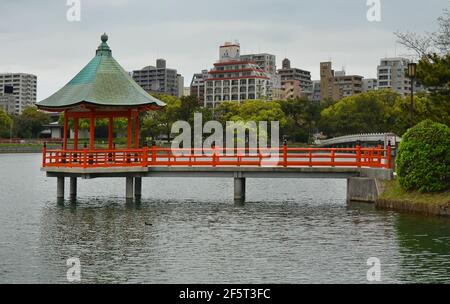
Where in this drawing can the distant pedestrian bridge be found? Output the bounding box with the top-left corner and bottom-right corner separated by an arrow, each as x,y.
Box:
316,133 -> 401,148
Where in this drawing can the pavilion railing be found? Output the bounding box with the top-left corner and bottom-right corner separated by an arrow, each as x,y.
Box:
42,145 -> 392,169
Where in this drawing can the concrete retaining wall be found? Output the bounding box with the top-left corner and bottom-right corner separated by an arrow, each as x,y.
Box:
347,177 -> 379,203
376,199 -> 450,216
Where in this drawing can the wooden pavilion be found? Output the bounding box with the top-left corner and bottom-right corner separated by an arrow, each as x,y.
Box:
37,33 -> 165,200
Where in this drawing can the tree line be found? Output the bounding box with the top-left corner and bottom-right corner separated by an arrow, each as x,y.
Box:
1,85 -> 448,143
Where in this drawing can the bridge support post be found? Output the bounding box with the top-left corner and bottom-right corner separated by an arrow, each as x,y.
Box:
126,177 -> 134,200
69,177 -> 77,200
57,177 -> 65,201
234,177 -> 246,203
347,177 -> 379,203
134,177 -> 142,199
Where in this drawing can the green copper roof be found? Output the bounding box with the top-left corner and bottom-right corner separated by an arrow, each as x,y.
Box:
37,34 -> 165,110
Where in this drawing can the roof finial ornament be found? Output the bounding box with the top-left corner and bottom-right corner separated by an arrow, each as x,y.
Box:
101,33 -> 108,43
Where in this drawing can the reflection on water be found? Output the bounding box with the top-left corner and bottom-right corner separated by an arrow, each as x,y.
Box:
395,214 -> 450,283
0,153 -> 449,283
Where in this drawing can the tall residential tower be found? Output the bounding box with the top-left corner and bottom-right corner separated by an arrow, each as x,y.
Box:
0,73 -> 37,114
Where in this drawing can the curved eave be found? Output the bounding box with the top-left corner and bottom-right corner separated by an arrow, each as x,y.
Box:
37,100 -> 165,112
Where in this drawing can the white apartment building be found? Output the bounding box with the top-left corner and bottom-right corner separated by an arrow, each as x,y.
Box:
240,53 -> 276,75
0,73 -> 37,114
240,52 -> 280,100
176,74 -> 184,98
362,78 -> 378,92
0,93 -> 15,114
204,42 -> 271,108
190,69 -> 209,103
377,57 -> 411,96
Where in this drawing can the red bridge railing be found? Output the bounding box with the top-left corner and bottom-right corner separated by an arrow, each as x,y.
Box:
42,146 -> 393,169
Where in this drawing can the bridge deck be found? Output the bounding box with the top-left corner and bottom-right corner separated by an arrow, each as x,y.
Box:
42,165 -> 393,180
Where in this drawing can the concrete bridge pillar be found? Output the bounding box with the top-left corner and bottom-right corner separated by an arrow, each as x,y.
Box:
234,177 -> 246,203
134,177 -> 142,199
347,177 -> 379,203
126,177 -> 134,200
69,177 -> 77,200
57,177 -> 65,200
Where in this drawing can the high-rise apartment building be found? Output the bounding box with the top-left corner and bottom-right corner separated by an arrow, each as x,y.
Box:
362,78 -> 378,92
320,62 -> 363,102
190,69 -> 208,104
0,73 -> 37,114
377,57 -> 412,96
335,74 -> 363,98
240,52 -> 280,100
240,53 -> 276,75
204,42 -> 271,108
310,80 -> 321,103
176,74 -> 184,98
132,59 -> 180,97
278,58 -> 312,99
280,80 -> 302,100
320,62 -> 340,102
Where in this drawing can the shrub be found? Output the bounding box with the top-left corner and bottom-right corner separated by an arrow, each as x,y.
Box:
0,109 -> 12,138
396,120 -> 450,193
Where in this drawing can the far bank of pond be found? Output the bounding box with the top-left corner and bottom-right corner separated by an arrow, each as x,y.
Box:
0,143 -> 56,153
377,180 -> 450,217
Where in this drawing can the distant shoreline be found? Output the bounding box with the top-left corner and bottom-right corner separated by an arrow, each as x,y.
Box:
0,143 -> 59,154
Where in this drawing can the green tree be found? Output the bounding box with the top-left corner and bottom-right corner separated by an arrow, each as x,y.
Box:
141,95 -> 181,142
233,100 -> 287,126
416,54 -> 450,128
396,120 -> 450,193
215,101 -> 240,125
276,98 -> 322,143
391,93 -> 449,135
0,109 -> 12,138
14,106 -> 51,138
319,90 -> 401,137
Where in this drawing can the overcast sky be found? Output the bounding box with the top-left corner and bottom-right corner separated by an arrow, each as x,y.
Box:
0,0 -> 448,100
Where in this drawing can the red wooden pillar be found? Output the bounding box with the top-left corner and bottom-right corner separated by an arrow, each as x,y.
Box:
108,115 -> 114,150
74,116 -> 79,150
127,110 -> 132,149
134,111 -> 139,149
89,111 -> 95,150
63,111 -> 68,150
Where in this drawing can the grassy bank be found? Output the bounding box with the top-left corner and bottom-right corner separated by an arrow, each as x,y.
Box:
0,143 -> 61,153
377,179 -> 450,216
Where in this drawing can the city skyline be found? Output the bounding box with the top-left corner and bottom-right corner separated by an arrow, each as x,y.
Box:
0,0 -> 448,100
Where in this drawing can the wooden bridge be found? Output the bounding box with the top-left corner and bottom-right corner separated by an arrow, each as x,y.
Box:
42,145 -> 394,203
